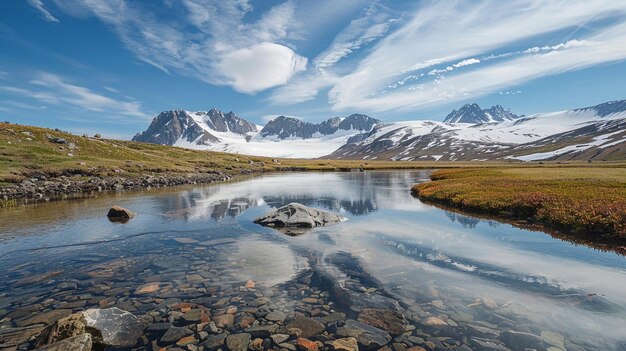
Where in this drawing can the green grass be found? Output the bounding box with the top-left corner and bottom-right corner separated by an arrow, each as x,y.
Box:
412,168 -> 626,239
0,122 -> 546,183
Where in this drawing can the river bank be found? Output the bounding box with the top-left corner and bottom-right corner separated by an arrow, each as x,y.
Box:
412,167 -> 626,244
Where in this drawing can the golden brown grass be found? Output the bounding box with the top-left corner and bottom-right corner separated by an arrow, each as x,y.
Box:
413,168 -> 626,239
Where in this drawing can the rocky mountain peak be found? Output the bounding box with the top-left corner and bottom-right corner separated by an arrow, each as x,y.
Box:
444,103 -> 518,124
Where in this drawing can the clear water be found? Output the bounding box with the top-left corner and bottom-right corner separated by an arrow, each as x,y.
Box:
1,171 -> 625,350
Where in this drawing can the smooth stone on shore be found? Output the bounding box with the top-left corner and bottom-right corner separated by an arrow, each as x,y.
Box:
357,308 -> 407,335
330,337 -> 359,351
226,333 -> 251,351
107,206 -> 135,220
245,280 -> 256,289
34,333 -> 92,351
82,307 -> 144,348
286,315 -> 325,338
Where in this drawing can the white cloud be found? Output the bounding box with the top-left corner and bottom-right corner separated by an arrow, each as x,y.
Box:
53,0 -> 306,94
327,0 -> 626,112
215,42 -> 307,94
1,72 -> 150,120
27,0 -> 59,23
314,1 -> 394,70
268,1 -> 395,105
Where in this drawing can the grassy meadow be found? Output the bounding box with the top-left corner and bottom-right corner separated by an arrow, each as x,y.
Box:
412,168 -> 626,239
0,122 -> 521,184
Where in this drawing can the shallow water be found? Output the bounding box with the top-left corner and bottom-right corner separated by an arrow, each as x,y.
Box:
1,171 -> 625,350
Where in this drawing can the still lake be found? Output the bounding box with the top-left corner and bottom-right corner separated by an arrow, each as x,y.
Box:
1,171 -> 625,350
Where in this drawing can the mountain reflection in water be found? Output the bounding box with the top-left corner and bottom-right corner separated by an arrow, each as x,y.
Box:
0,171 -> 625,350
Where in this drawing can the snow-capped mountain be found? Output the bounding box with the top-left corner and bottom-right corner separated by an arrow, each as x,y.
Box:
133,109 -> 380,158
132,99 -> 625,161
132,109 -> 258,146
257,114 -> 379,140
443,103 -> 519,123
329,100 -> 626,161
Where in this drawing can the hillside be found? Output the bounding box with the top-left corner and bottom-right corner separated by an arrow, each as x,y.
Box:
0,122 -> 484,202
131,99 -> 626,161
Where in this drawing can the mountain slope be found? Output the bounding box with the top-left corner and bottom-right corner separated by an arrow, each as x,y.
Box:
328,99 -> 626,161
132,109 -> 257,147
131,99 -> 625,161
133,109 -> 380,158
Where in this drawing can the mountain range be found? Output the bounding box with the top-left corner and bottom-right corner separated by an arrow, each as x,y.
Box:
132,99 -> 626,161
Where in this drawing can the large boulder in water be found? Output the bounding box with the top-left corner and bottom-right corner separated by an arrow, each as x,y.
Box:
107,206 -> 135,222
83,307 -> 144,348
33,308 -> 144,349
254,203 -> 344,235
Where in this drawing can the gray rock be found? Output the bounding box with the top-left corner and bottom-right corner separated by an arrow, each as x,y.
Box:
106,206 -> 135,222
499,331 -> 544,351
470,337 -> 512,351
254,203 -> 344,235
336,319 -> 391,350
160,326 -> 193,344
226,333 -> 251,351
271,334 -> 290,344
34,333 -> 92,351
286,315 -> 325,338
466,324 -> 500,338
83,307 -> 144,348
146,322 -> 172,332
357,308 -> 407,335
246,324 -> 279,338
266,310 -> 287,322
203,333 -> 227,350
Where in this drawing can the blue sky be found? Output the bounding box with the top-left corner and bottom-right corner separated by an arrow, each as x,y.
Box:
1,0 -> 626,138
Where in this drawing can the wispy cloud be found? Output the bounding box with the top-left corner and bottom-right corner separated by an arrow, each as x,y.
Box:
53,0 -> 307,94
314,1 -> 395,70
1,72 -> 150,120
327,0 -> 626,113
268,1 -> 396,105
27,0 -> 59,23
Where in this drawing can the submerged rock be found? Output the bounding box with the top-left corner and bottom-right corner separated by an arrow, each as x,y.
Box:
34,333 -> 92,351
336,319 -> 391,350
83,307 -> 144,348
357,308 -> 407,335
31,307 -> 143,349
107,205 -> 135,222
254,203 -> 344,235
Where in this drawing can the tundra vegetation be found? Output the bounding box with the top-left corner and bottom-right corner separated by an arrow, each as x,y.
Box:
412,168 -> 626,240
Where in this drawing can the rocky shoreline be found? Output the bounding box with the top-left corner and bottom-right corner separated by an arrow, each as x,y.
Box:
0,171 -> 254,206
0,232 -> 595,351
